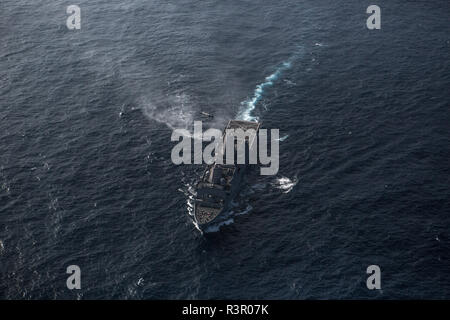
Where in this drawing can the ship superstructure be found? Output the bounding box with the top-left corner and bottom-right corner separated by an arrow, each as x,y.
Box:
193,120 -> 260,231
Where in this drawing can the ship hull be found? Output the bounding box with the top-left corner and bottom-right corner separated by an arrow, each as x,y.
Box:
193,165 -> 246,232
191,120 -> 261,232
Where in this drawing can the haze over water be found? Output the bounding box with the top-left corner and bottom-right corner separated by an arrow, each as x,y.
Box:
1,0 -> 449,299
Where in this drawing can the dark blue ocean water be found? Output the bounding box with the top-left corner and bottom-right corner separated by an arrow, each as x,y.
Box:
1,0 -> 449,299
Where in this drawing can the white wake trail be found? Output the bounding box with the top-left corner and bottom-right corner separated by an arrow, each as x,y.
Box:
237,61 -> 292,122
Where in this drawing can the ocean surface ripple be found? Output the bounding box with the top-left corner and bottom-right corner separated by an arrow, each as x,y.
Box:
1,0 -> 449,299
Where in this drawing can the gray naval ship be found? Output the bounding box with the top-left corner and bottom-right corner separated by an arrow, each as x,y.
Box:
193,120 -> 261,232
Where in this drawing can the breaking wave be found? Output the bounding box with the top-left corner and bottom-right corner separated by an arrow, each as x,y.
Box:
204,218 -> 235,233
203,205 -> 253,233
235,204 -> 253,216
278,134 -> 289,142
273,176 -> 298,193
